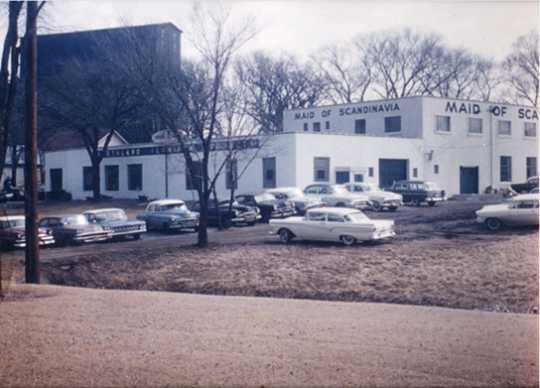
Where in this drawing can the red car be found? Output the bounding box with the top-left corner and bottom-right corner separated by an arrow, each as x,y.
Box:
0,215 -> 55,249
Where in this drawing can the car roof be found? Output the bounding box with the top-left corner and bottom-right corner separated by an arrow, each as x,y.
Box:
83,208 -> 123,214
306,207 -> 362,216
0,215 -> 24,221
513,193 -> 540,201
148,199 -> 185,206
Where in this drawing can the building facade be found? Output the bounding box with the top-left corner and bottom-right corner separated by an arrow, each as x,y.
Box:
43,96 -> 538,200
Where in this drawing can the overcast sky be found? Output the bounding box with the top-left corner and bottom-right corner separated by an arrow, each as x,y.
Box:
43,0 -> 539,61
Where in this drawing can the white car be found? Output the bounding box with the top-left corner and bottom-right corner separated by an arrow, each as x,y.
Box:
304,184 -> 370,210
270,207 -> 395,246
475,193 -> 539,231
266,187 -> 322,215
345,182 -> 403,211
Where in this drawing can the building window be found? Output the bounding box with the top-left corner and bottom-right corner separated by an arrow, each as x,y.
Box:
354,174 -> 364,182
498,120 -> 512,136
354,119 -> 366,135
83,166 -> 93,191
412,168 -> 418,178
434,165 -> 439,174
128,164 -> 143,191
500,156 -> 512,182
524,122 -> 537,137
186,161 -> 202,191
325,121 -> 330,130
527,157 -> 537,179
468,118 -> 483,134
314,157 -> 330,182
262,157 -> 276,188
384,116 -> 401,133
335,170 -> 350,184
226,159 -> 238,190
105,165 -> 119,191
368,167 -> 374,177
303,123 -> 308,132
313,122 -> 321,132
436,115 -> 450,132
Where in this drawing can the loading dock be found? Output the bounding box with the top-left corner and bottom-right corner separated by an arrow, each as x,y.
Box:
379,159 -> 408,188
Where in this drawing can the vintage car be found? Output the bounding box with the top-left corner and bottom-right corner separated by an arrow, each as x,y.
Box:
39,214 -> 112,245
476,193 -> 539,231
84,208 -> 146,240
0,215 -> 55,249
303,183 -> 370,209
191,199 -> 260,228
235,192 -> 296,222
511,176 -> 539,194
389,180 -> 445,206
345,182 -> 403,211
137,199 -> 199,232
266,187 -> 322,215
270,207 -> 395,246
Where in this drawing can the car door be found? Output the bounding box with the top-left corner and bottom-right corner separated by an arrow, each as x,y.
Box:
303,185 -> 322,202
299,211 -> 327,240
325,213 -> 347,241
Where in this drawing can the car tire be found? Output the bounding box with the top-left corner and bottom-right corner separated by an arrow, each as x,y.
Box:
341,235 -> 356,246
372,201 -> 382,212
388,206 -> 398,212
335,202 -> 346,207
133,234 -> 141,240
413,199 -> 422,207
221,218 -> 232,229
485,218 -> 502,231
278,229 -> 293,244
428,201 -> 436,207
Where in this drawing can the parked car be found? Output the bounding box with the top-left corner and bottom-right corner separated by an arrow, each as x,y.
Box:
137,199 -> 199,232
389,180 -> 445,206
84,208 -> 146,240
191,199 -> 260,228
475,193 -> 539,231
270,207 -> 395,246
303,184 -> 370,209
235,192 -> 296,222
39,214 -> 112,245
511,176 -> 539,194
266,187 -> 322,215
345,182 -> 403,211
0,215 -> 55,249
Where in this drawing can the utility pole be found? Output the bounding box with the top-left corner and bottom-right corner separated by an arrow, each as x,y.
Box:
24,1 -> 39,284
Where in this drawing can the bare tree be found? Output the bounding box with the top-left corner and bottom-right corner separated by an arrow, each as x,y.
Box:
40,35 -> 144,200
236,52 -> 326,133
312,43 -> 372,104
502,30 -> 539,106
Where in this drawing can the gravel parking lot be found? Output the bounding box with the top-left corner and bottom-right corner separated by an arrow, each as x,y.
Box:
1,199 -> 538,313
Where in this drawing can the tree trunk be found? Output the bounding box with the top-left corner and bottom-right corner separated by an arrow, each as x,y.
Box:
212,187 -> 222,230
197,194 -> 208,248
91,159 -> 101,200
10,146 -> 19,185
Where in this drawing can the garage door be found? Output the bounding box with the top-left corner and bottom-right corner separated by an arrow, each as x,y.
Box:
379,159 -> 408,189
460,166 -> 479,194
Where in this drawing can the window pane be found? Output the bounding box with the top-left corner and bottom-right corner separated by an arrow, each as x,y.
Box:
314,157 -> 330,182
335,170 -> 350,184
384,116 -> 401,133
128,164 -> 143,191
105,165 -> 119,191
186,161 -> 202,191
468,118 -> 483,134
263,157 -> 276,188
500,156 -> 512,182
226,159 -> 238,190
83,166 -> 93,191
303,123 -> 308,131
436,116 -> 450,132
355,119 -> 366,134
354,174 -> 364,182
313,122 -> 321,132
498,120 -> 511,136
325,121 -> 330,130
527,157 -> 537,179
525,122 -> 537,137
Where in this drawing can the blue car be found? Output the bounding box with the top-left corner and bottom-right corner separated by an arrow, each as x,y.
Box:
84,208 -> 146,240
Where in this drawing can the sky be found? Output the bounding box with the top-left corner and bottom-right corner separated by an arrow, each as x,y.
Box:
38,0 -> 540,62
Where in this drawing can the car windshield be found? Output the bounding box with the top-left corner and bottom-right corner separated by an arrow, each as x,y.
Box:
158,203 -> 187,212
0,219 -> 24,228
424,182 -> 440,191
91,210 -> 127,222
344,211 -> 369,223
63,215 -> 89,226
255,193 -> 275,202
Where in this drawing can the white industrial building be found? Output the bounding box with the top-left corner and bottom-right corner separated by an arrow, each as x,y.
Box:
43,96 -> 538,200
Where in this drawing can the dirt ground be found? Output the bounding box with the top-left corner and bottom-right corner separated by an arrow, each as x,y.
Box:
1,198 -> 538,314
